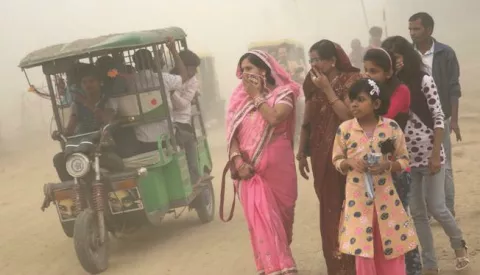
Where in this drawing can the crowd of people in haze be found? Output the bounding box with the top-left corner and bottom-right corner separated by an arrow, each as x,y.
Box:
225,11 -> 466,275
49,8 -> 467,275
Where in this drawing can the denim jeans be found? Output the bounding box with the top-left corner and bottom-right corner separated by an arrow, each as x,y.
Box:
409,166 -> 464,270
443,119 -> 455,216
426,119 -> 455,219
393,172 -> 422,275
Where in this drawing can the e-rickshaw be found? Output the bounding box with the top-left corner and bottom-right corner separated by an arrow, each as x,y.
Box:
247,39 -> 307,144
197,53 -> 225,128
19,27 -> 215,274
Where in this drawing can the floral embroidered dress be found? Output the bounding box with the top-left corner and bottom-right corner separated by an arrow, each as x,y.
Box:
332,117 -> 419,259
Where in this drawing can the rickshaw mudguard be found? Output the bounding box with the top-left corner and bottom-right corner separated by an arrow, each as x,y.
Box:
163,151 -> 194,208
134,134 -> 189,214
137,165 -> 170,214
196,136 -> 212,173
138,150 -> 192,211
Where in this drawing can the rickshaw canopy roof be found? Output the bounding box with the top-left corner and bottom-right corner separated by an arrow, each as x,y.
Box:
247,39 -> 304,50
19,27 -> 187,69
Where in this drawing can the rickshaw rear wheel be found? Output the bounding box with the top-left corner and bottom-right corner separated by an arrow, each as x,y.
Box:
73,209 -> 110,274
192,178 -> 215,223
62,221 -> 74,238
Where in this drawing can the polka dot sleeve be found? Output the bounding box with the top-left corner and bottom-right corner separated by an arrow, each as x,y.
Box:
422,75 -> 445,129
332,122 -> 348,174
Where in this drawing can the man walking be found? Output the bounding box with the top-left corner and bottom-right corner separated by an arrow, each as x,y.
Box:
409,12 -> 462,216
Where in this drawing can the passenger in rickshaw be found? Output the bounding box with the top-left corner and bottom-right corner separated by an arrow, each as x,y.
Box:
93,55 -> 142,159
170,49 -> 202,184
52,64 -> 123,181
124,39 -> 190,154
56,62 -> 91,106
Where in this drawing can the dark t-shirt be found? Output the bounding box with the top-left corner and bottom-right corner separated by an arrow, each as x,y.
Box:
71,102 -> 99,134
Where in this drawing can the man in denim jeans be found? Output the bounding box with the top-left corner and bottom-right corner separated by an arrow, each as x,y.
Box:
410,12 -> 462,217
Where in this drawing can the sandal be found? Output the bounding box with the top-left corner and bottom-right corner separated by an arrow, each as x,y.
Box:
454,241 -> 470,271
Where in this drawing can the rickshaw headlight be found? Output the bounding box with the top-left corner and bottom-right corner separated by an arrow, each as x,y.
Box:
65,153 -> 91,178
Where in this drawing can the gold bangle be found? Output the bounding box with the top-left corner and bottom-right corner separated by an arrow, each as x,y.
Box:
329,97 -> 340,105
253,96 -> 266,108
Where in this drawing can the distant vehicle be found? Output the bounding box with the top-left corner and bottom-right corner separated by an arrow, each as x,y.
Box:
197,53 -> 225,129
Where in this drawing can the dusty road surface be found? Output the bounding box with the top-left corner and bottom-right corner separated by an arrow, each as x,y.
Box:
1,70 -> 480,275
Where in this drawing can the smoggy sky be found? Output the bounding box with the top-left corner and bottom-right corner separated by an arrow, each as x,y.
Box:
0,0 -> 475,134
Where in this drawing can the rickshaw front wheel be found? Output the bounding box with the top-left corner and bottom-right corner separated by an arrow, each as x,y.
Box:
192,179 -> 215,223
73,209 -> 110,274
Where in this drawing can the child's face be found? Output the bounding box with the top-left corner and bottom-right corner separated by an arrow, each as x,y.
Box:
364,61 -> 391,83
350,91 -> 381,119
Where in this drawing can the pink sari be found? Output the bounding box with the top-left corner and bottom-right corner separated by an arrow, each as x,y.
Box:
226,50 -> 301,275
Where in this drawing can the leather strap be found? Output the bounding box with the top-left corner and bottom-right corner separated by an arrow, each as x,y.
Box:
219,160 -> 237,222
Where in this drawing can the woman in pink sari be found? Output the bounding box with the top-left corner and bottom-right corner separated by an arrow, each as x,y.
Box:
226,50 -> 301,275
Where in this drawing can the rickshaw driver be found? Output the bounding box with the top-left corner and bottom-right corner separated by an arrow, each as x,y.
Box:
170,49 -> 202,184
52,65 -> 122,181
127,38 -> 190,153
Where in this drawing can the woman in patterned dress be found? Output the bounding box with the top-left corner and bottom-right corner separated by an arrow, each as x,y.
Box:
296,40 -> 361,275
332,78 -> 418,275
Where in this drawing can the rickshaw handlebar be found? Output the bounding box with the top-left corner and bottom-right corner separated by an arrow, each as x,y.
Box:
51,121 -> 120,143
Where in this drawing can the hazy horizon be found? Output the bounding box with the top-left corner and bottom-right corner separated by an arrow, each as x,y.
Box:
0,0 -> 477,144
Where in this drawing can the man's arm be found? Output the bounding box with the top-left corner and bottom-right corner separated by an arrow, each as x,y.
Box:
64,104 -> 78,136
447,47 -> 462,141
166,38 -> 189,83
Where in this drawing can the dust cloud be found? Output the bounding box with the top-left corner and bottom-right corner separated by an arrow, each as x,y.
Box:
2,1 -> 480,274
0,0 -> 477,152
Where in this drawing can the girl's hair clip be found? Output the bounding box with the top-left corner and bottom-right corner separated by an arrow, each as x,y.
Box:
367,79 -> 380,96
